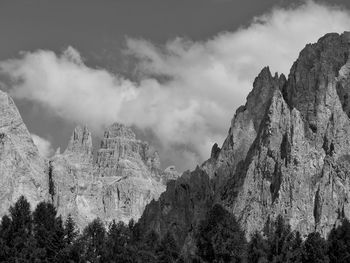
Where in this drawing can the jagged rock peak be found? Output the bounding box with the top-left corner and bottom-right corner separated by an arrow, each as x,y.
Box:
97,123 -> 160,170
0,89 -> 49,217
0,90 -> 27,132
64,125 -> 93,162
139,32 -> 350,248
210,143 -> 220,159
104,122 -> 136,140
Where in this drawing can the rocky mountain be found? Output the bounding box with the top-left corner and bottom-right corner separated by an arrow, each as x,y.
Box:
51,123 -> 180,227
0,90 -> 49,215
138,31 -> 350,251
4,30 -> 350,257
0,91 -> 179,228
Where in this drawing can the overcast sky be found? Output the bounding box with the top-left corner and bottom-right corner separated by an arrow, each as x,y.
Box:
1,0 -> 350,171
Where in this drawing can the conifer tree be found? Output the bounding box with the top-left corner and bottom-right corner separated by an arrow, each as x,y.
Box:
267,215 -> 293,262
0,215 -> 12,261
102,220 -> 135,262
196,204 -> 247,262
33,201 -> 65,262
247,231 -> 268,263
81,218 -> 106,262
136,230 -> 159,262
328,219 -> 350,263
157,231 -> 179,263
302,232 -> 329,263
285,231 -> 303,263
8,196 -> 35,261
64,214 -> 79,245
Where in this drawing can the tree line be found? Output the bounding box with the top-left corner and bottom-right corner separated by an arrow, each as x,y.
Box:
0,197 -> 349,262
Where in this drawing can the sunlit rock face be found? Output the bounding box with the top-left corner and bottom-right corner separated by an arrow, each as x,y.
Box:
139,32 -> 350,247
50,126 -> 98,227
94,123 -> 170,224
0,89 -> 178,228
50,123 -> 179,228
0,90 -> 49,216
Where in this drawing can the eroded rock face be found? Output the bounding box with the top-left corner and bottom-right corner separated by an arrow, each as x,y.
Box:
50,126 -> 98,227
0,90 -> 49,215
50,123 -> 178,228
139,32 -> 350,247
138,167 -> 214,245
95,123 -> 168,223
0,89 -> 177,228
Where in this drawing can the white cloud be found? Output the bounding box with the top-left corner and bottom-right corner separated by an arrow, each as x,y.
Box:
31,134 -> 54,158
1,0 -> 350,171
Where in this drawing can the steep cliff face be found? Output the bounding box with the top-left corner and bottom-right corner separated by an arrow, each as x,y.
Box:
0,90 -> 49,216
50,123 -> 178,227
94,123 -> 170,224
0,88 -> 176,228
50,126 -> 98,227
222,32 -> 350,238
139,32 -> 350,245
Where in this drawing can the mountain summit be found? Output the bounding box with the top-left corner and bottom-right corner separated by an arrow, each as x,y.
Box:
2,31 -> 350,256
0,91 -> 179,227
138,32 -> 350,250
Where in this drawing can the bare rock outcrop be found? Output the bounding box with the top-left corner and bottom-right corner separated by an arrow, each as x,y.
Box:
95,123 -> 169,223
50,122 -> 178,227
50,125 -> 98,227
139,32 -> 350,247
0,90 -> 49,216
0,88 -> 177,228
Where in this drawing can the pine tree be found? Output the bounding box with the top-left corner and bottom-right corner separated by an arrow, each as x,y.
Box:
81,218 -> 106,262
247,231 -> 268,263
0,215 -> 12,261
302,232 -> 329,263
328,219 -> 350,263
33,201 -> 65,262
64,214 -> 79,245
196,204 -> 247,262
135,230 -> 159,262
267,215 -> 293,262
157,231 -> 179,263
102,220 -> 135,263
285,231 -> 303,263
8,195 -> 35,261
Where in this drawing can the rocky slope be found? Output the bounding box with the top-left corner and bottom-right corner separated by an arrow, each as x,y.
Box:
0,90 -> 49,216
0,90 -> 178,227
50,123 -> 179,227
138,31 -> 350,248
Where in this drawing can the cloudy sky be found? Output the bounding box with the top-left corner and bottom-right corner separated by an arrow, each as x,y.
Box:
1,0 -> 350,171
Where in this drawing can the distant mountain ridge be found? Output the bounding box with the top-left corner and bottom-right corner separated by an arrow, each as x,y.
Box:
0,90 -> 179,228
2,31 -> 350,257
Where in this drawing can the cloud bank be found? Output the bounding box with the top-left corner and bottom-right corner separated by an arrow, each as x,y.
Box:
1,1 -> 350,171
31,134 -> 54,158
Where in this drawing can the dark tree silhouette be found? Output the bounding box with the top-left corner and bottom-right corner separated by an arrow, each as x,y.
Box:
33,201 -> 65,262
64,214 -> 79,245
302,232 -> 329,263
81,218 -> 106,262
247,231 -> 269,263
8,195 -> 36,261
196,204 -> 247,263
102,220 -> 135,262
328,219 -> 350,263
157,231 -> 179,263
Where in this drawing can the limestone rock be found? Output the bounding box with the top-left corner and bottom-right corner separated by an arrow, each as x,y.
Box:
0,90 -> 49,215
50,125 -> 97,227
50,122 -> 178,228
139,32 -> 350,247
64,125 -> 93,163
0,89 -> 177,229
